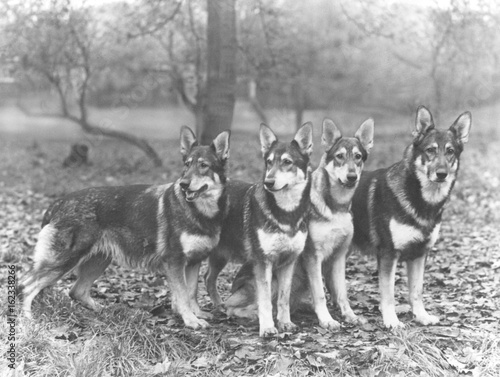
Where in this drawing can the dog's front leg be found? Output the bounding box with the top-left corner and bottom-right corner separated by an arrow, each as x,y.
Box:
303,253 -> 340,330
378,253 -> 403,329
326,240 -> 367,325
407,253 -> 439,325
254,260 -> 277,337
275,259 -> 298,333
166,262 -> 209,329
186,262 -> 213,320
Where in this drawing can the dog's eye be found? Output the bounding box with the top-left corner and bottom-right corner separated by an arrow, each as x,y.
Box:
200,162 -> 209,169
266,159 -> 273,165
425,147 -> 437,155
282,159 -> 292,166
354,153 -> 362,161
446,147 -> 455,155
335,153 -> 345,160
184,160 -> 191,167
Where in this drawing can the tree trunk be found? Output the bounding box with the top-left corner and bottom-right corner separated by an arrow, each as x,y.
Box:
200,0 -> 237,145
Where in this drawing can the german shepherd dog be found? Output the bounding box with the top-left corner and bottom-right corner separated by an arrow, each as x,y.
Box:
205,123 -> 313,336
218,118 -> 374,330
20,126 -> 230,330
352,106 -> 471,328
297,118 -> 374,329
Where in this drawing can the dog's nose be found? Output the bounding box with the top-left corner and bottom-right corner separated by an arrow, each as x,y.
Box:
436,171 -> 448,181
347,173 -> 358,183
179,180 -> 190,191
264,179 -> 275,189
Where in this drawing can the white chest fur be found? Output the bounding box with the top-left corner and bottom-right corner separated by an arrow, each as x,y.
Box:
180,232 -> 220,258
389,218 -> 441,251
257,229 -> 307,258
309,212 -> 353,258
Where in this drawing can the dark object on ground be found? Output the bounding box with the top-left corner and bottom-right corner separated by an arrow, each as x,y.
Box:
63,143 -> 89,168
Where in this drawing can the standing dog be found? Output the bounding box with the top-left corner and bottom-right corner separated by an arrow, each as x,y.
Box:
219,118 -> 374,330
206,123 -> 313,336
20,126 -> 230,330
298,118 -> 374,329
351,106 -> 471,328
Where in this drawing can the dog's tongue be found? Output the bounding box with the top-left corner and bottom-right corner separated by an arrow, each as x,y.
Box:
185,191 -> 199,201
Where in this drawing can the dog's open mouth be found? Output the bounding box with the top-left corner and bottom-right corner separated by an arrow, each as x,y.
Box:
339,179 -> 357,188
265,184 -> 288,192
183,184 -> 208,202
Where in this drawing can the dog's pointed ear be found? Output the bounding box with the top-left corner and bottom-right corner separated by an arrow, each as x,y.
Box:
413,106 -> 435,138
180,126 -> 198,159
259,123 -> 277,157
355,118 -> 374,154
211,130 -> 231,161
450,111 -> 471,145
294,122 -> 313,156
322,118 -> 342,151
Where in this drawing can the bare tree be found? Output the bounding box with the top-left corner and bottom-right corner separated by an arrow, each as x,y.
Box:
5,0 -> 162,166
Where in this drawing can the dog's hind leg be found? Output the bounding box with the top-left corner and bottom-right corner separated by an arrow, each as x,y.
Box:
205,252 -> 228,308
21,268 -> 69,319
407,253 -> 439,326
378,252 -> 403,329
69,253 -> 111,311
186,262 -> 213,320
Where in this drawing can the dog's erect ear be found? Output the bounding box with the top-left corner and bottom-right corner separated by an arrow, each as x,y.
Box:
180,126 -> 198,159
259,123 -> 278,157
211,130 -> 231,161
450,111 -> 471,145
413,106 -> 435,138
355,118 -> 374,154
294,122 -> 313,156
322,118 -> 342,151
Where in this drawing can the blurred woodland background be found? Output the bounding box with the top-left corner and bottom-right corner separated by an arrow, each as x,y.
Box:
1,1 -> 500,376
0,0 -> 499,165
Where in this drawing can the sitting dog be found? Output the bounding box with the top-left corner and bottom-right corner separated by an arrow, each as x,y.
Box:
20,126 -> 230,329
221,118 -> 374,330
206,123 -> 313,336
351,106 -> 471,328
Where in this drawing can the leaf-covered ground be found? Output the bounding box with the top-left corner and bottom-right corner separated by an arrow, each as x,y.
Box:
1,108 -> 499,376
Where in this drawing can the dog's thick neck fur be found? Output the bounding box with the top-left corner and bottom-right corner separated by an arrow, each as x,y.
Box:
310,153 -> 359,220
255,171 -> 311,232
386,142 -> 457,226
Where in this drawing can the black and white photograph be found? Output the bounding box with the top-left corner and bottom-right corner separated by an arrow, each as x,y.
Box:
0,0 -> 499,375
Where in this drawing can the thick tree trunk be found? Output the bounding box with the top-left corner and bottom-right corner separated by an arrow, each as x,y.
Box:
200,0 -> 237,145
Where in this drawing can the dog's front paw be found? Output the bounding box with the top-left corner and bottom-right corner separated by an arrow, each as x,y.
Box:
184,316 -> 210,330
195,310 -> 214,320
278,321 -> 298,333
344,314 -> 368,325
260,326 -> 278,337
383,314 -> 405,330
415,313 -> 439,326
319,319 -> 341,331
